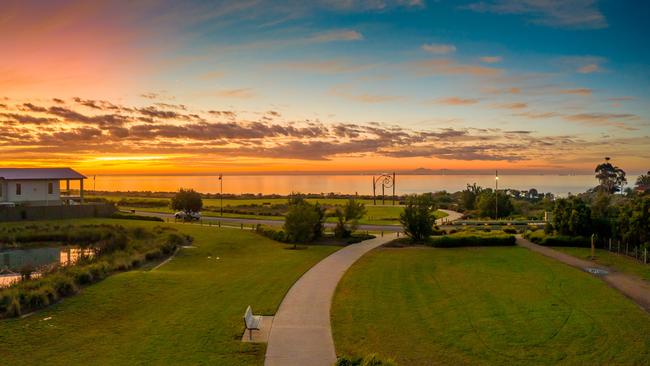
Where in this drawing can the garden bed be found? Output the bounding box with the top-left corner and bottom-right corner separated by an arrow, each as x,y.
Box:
0,223 -> 191,318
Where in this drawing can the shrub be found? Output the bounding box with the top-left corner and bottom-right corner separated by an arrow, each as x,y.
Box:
335,354 -> 397,366
431,226 -> 445,235
256,225 -> 287,242
145,249 -> 163,261
67,267 -> 93,285
50,274 -> 78,297
25,287 -> 52,309
344,233 -> 376,244
503,227 -> 517,234
131,255 -> 144,268
334,199 -> 366,238
130,227 -> 150,239
110,212 -> 164,222
166,233 -> 192,247
524,230 -> 589,247
284,200 -> 323,244
542,235 -> 588,247
400,194 -> 437,242
96,233 -> 128,255
87,262 -> 110,280
6,296 -> 21,317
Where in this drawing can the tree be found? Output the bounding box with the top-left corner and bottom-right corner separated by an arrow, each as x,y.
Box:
460,183 -> 482,211
171,188 -> 203,214
595,157 -> 627,193
283,195 -> 324,247
590,190 -> 613,238
476,191 -> 513,219
616,196 -> 650,248
635,171 -> 650,193
334,199 -> 366,238
400,193 -> 437,242
552,197 -> 591,236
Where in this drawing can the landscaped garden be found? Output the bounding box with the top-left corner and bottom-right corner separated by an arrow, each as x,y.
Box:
332,246 -> 650,365
0,218 -> 339,365
87,193 -> 447,226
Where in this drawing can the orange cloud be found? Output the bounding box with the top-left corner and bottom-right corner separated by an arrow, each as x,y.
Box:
414,59 -> 503,77
494,102 -> 527,110
578,64 -> 601,73
310,29 -> 363,42
480,56 -> 503,63
560,88 -> 592,96
213,89 -> 257,99
421,43 -> 456,54
564,113 -> 640,130
435,97 -> 480,106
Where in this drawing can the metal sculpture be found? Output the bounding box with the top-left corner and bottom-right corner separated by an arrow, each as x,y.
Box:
373,172 -> 396,205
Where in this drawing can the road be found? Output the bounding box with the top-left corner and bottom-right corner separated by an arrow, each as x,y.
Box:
131,209 -> 464,232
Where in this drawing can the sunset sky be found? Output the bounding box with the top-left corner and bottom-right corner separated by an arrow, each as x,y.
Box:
1,0 -> 649,175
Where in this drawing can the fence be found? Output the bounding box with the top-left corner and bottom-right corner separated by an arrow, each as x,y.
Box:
603,238 -> 649,265
0,203 -> 116,222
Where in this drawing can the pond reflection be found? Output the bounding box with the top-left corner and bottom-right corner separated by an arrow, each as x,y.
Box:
0,247 -> 95,288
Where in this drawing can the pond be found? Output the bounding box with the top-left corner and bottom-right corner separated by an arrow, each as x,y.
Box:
0,246 -> 95,288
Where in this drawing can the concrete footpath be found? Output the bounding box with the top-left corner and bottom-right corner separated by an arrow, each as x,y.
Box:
516,236 -> 650,312
264,233 -> 397,366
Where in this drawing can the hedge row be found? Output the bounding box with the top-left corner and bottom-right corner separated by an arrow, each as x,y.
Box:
524,230 -> 589,247
255,225 -> 375,245
110,212 -> 165,222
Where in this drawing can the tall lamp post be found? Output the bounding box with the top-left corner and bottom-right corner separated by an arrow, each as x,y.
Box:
495,170 -> 499,219
218,174 -> 223,217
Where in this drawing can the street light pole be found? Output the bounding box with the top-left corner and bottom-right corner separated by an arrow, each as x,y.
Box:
495,170 -> 499,219
219,174 -> 223,217
392,172 -> 396,206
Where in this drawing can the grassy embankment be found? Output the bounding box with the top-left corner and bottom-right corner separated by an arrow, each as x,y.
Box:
0,218 -> 339,366
332,246 -> 650,365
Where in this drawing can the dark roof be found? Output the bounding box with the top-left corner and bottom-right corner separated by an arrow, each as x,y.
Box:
0,168 -> 86,180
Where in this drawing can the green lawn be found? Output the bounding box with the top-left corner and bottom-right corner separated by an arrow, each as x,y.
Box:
116,200 -> 448,226
332,246 -> 650,365
0,219 -> 339,366
553,247 -> 650,281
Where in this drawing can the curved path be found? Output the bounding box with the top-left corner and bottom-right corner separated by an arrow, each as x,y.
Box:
516,236 -> 650,312
264,233 -> 398,366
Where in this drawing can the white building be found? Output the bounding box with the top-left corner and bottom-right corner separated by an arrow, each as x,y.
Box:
0,168 -> 86,206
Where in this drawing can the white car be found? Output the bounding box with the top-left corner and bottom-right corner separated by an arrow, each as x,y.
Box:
174,211 -> 201,221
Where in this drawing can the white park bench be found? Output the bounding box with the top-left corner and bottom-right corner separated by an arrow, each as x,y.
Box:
243,305 -> 262,340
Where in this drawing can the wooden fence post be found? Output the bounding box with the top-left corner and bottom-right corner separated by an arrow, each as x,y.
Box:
608,238 -> 611,251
